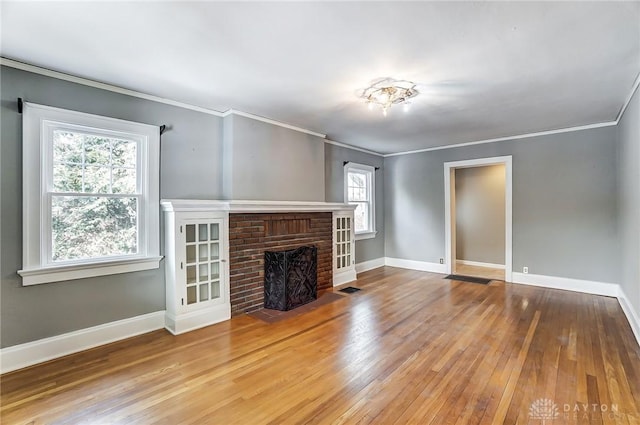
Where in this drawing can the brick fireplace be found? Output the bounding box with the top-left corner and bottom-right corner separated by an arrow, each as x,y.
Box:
228,212 -> 332,315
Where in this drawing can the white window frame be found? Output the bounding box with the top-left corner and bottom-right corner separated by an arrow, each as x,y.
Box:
18,102 -> 162,285
344,162 -> 377,240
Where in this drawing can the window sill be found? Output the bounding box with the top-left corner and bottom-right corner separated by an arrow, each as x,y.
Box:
355,231 -> 377,241
18,256 -> 163,286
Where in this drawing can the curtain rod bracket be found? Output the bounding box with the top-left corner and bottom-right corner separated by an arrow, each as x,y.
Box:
17,98 -> 23,114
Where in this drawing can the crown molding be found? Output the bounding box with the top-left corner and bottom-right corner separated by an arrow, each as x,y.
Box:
3,56 -> 635,158
385,72 -> 639,157
324,138 -> 384,157
383,121 -> 617,158
223,108 -> 326,138
1,57 -> 335,142
615,72 -> 640,123
0,57 -> 225,117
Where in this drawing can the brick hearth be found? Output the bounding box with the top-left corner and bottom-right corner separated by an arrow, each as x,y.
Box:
228,212 -> 333,315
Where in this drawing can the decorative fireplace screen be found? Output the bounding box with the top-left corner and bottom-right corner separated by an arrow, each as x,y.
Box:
264,246 -> 318,311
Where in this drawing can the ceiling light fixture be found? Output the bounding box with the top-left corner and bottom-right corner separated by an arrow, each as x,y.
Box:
360,78 -> 419,116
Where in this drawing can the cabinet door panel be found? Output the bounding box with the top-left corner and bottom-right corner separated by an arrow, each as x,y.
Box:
334,212 -> 356,272
178,217 -> 226,312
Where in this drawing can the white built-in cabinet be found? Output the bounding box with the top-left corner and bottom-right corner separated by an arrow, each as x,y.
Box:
333,210 -> 357,285
162,204 -> 230,335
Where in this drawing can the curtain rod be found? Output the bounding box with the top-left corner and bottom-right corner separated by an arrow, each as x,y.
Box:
343,160 -> 380,170
17,98 -> 168,135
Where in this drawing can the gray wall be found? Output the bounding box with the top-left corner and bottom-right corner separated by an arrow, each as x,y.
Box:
223,115 -> 325,201
385,126 -> 619,283
455,165 -> 505,265
325,144 -> 384,263
0,66 -> 223,347
617,85 -> 640,317
0,66 -> 377,348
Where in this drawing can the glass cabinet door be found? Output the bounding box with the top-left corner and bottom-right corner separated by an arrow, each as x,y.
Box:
335,215 -> 352,270
184,221 -> 222,306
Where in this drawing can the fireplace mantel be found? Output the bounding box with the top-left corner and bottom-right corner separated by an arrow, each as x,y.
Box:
161,199 -> 356,213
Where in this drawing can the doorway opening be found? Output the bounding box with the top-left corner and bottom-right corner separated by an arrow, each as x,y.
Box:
444,156 -> 512,282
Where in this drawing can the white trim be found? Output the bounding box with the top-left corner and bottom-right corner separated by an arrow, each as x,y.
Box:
161,199 -> 357,213
456,259 -> 505,270
1,58 -> 337,144
19,102 -> 161,285
355,257 -> 385,273
344,162 -> 376,236
1,57 -> 224,117
4,57 -> 635,158
0,311 -> 165,374
384,257 -> 447,274
324,138 -> 384,157
19,256 -> 162,286
355,231 -> 377,241
511,272 -> 618,297
333,269 -> 357,286
444,156 -> 512,282
332,209 -> 357,286
228,200 -> 356,213
383,122 -> 617,157
222,109 -> 326,138
616,72 -> 640,123
617,287 -> 640,348
164,303 -> 230,336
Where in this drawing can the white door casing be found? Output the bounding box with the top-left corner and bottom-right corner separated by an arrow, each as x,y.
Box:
444,156 -> 513,282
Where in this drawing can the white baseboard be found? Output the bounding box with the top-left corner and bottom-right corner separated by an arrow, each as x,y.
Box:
456,259 -> 505,269
355,258 -> 385,273
165,304 -> 230,335
511,272 -> 618,297
354,257 -> 446,275
384,257 -> 447,274
333,269 -> 357,286
0,311 -> 165,374
617,287 -> 640,348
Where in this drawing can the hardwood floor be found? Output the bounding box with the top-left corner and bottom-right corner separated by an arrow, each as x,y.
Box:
2,267 -> 639,424
455,262 -> 505,281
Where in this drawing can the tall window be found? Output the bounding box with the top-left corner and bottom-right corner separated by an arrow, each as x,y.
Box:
19,103 -> 161,285
344,162 -> 376,239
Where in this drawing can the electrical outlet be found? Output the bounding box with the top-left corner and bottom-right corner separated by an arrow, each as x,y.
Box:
439,258 -> 444,264
523,266 -> 529,274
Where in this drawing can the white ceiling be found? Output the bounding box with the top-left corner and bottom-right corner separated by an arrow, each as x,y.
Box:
2,1 -> 639,155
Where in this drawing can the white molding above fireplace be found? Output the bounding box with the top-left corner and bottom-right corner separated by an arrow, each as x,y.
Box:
161,199 -> 357,213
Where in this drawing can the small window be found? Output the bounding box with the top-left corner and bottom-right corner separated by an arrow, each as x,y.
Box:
344,162 -> 376,239
19,103 -> 161,285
